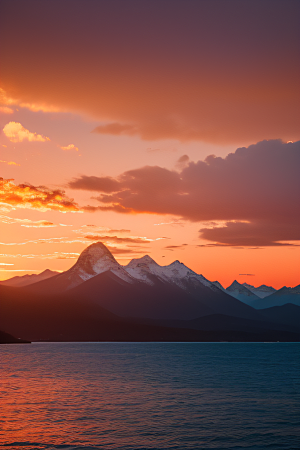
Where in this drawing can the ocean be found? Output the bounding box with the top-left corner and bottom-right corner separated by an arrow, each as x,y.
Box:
0,343 -> 299,449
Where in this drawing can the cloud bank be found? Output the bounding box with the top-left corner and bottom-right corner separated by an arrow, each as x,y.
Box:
68,140 -> 300,246
0,1 -> 299,144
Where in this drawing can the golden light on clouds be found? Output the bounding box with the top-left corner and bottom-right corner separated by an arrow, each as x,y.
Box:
0,160 -> 20,166
0,215 -> 72,227
59,144 -> 79,151
0,88 -> 60,113
3,122 -> 50,143
0,178 -> 81,213
0,106 -> 14,114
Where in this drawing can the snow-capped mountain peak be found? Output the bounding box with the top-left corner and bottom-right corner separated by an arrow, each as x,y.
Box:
125,256 -> 214,290
126,255 -> 158,269
68,242 -> 134,283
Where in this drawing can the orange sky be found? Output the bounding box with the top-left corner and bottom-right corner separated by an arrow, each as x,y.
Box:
0,0 -> 299,288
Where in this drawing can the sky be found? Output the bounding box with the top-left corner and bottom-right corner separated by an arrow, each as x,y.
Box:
0,0 -> 299,288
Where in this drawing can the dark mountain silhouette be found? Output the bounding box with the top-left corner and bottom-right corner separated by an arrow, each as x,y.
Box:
242,283 -> 276,298
0,284 -> 299,342
0,269 -> 59,287
61,269 -> 263,320
137,314 -> 298,334
251,285 -> 300,309
226,280 -> 260,305
0,329 -> 31,344
258,303 -> 300,330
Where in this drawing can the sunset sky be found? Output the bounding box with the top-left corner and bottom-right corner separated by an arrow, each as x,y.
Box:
0,0 -> 299,288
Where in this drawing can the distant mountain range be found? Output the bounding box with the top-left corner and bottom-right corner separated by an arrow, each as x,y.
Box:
0,269 -> 59,287
0,242 -> 299,342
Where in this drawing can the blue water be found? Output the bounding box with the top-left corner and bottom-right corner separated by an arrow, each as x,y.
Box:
0,343 -> 299,449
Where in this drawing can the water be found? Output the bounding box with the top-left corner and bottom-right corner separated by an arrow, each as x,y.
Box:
0,343 -> 299,450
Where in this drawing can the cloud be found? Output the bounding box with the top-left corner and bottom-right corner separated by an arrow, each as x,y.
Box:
80,225 -> 130,233
0,106 -> 13,114
0,178 -> 81,213
68,140 -> 300,246
3,122 -> 50,143
1,2 -> 299,144
0,263 -> 14,266
0,88 -> 59,113
199,220 -> 300,247
175,154 -> 189,169
92,123 -> 138,136
0,160 -> 20,166
0,252 -> 79,260
154,220 -> 185,227
165,244 -> 188,251
68,175 -> 120,193
59,144 -> 79,151
0,215 -> 56,227
83,234 -> 158,245
239,274 -> 255,276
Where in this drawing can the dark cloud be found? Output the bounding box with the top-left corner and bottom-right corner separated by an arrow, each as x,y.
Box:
176,154 -> 189,169
177,155 -> 189,163
92,123 -> 137,136
199,220 -> 300,247
1,1 -> 299,144
68,175 -> 120,193
69,140 -> 300,246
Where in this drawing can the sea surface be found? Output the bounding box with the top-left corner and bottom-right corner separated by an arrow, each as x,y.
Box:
0,343 -> 299,450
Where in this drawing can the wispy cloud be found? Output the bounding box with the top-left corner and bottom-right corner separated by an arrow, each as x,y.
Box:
0,106 -> 14,114
0,160 -> 20,166
0,215 -> 72,227
59,144 -> 79,151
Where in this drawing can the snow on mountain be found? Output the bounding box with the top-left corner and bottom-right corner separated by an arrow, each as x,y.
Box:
125,255 -> 217,291
226,280 -> 260,305
65,242 -> 135,285
242,283 -> 276,298
25,242 -> 136,293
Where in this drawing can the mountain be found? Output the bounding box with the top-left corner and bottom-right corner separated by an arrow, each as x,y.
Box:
259,304 -> 300,331
242,283 -> 276,298
125,255 -> 215,290
137,312 -> 300,334
25,242 -> 262,321
26,242 -> 135,294
0,269 -> 59,287
251,285 -> 300,309
1,242 -> 299,342
0,329 -> 31,344
226,280 -> 260,305
1,284 -> 299,343
212,281 -> 226,291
